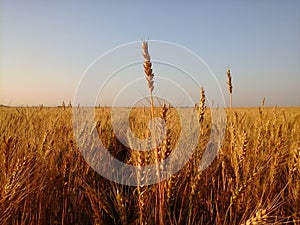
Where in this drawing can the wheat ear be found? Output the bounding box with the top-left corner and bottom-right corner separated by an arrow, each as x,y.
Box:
198,87 -> 206,124
227,68 -> 233,111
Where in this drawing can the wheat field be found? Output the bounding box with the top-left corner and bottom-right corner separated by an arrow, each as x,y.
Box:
0,105 -> 299,225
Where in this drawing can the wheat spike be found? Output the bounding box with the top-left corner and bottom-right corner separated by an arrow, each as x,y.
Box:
142,40 -> 154,93
227,68 -> 233,111
198,87 -> 206,124
227,68 -> 233,94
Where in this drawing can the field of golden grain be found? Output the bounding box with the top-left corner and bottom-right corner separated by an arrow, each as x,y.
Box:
0,106 -> 299,225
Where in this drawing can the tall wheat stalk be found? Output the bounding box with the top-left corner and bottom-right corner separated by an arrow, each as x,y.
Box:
142,40 -> 165,225
188,87 -> 206,225
142,40 -> 155,118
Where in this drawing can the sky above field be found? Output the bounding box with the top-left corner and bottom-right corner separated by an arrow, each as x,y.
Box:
0,1 -> 300,107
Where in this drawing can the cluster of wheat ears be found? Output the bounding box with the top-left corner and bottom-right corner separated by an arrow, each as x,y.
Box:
0,41 -> 299,225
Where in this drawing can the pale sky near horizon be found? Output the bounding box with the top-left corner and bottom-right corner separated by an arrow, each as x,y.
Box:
0,1 -> 300,107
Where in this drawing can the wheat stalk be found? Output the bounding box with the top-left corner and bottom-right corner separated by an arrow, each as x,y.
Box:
142,40 -> 155,119
142,40 -> 166,225
62,155 -> 70,225
115,189 -> 128,225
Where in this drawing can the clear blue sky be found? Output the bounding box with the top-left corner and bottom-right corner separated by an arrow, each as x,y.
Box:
1,1 -> 299,107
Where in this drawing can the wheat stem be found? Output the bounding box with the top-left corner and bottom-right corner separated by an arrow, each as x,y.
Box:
142,40 -> 165,225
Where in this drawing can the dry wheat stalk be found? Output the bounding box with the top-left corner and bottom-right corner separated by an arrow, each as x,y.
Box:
142,40 -> 155,119
238,130 -> 248,173
159,104 -> 172,161
62,155 -> 70,225
126,128 -> 146,225
142,40 -> 165,225
115,190 -> 127,225
159,104 -> 174,213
